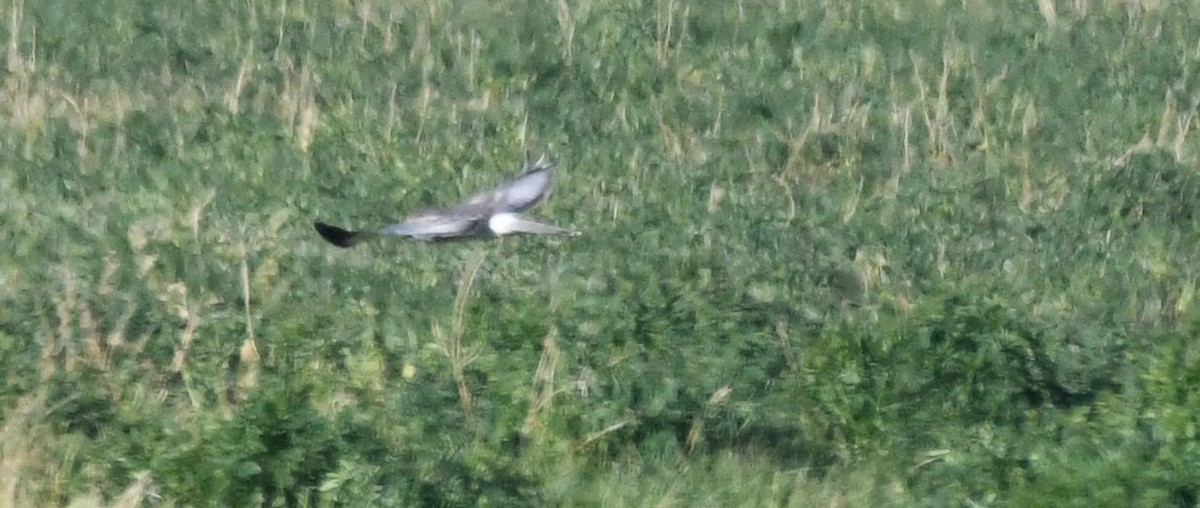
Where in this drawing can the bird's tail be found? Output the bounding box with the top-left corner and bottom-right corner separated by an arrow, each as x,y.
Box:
489,214 -> 579,237
314,222 -> 378,248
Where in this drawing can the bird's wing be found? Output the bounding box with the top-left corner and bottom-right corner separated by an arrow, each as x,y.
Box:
315,155 -> 569,247
462,155 -> 555,214
382,205 -> 490,241
314,222 -> 378,248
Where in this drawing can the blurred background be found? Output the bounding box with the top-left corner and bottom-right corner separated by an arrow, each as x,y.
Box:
1,0 -> 1198,506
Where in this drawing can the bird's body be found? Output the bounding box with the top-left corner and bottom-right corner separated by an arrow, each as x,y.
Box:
314,155 -> 578,248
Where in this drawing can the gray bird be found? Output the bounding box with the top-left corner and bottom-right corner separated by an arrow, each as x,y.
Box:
314,154 -> 579,248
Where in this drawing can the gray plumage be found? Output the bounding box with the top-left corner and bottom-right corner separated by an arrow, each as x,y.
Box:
314,155 -> 578,248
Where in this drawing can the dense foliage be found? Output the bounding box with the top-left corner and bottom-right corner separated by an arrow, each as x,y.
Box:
2,0 -> 1199,506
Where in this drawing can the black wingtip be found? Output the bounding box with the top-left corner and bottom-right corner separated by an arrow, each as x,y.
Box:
314,221 -> 366,248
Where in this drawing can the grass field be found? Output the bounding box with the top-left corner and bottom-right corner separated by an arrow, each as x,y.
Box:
2,0 -> 1200,506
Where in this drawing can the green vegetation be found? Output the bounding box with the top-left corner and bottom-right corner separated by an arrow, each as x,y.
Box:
3,0 -> 1200,506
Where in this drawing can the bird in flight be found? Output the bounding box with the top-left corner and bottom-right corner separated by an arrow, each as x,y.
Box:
314,154 -> 579,248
